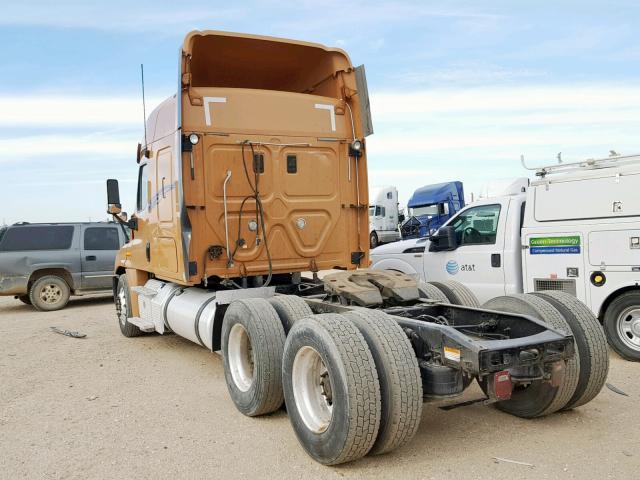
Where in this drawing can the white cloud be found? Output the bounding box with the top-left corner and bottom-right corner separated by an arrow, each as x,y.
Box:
0,96 -> 165,128
0,134 -> 134,162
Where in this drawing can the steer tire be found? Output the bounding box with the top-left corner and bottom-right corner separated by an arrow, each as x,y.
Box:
534,291 -> 609,408
480,294 -> 579,418
115,274 -> 143,337
429,280 -> 480,307
283,313 -> 381,465
370,232 -> 379,249
17,295 -> 32,305
222,298 -> 286,417
342,309 -> 422,455
29,275 -> 71,312
417,281 -> 450,303
268,295 -> 313,333
602,291 -> 640,362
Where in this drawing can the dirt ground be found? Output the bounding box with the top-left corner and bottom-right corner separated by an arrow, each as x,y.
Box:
0,294 -> 638,480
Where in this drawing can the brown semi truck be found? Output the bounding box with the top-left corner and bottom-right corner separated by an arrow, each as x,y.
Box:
106,30 -> 609,465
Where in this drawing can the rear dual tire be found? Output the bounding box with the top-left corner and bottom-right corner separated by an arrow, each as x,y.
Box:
480,292 -> 609,418
282,313 -> 382,465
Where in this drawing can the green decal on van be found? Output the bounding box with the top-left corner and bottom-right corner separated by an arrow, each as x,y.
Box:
529,236 -> 581,247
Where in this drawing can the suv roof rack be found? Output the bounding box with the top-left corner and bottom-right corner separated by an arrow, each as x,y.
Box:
520,152 -> 640,177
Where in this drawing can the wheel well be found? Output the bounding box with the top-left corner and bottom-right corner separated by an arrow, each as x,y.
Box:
211,304 -> 230,351
28,269 -> 73,292
598,284 -> 640,320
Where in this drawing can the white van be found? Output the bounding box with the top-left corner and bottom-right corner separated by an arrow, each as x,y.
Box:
371,155 -> 640,361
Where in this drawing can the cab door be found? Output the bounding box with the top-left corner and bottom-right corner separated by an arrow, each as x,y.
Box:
423,200 -> 508,304
80,225 -> 122,290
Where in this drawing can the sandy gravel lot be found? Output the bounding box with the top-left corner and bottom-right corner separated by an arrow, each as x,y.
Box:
1,294 -> 638,479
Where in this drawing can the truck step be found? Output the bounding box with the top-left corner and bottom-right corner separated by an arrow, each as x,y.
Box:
131,286 -> 159,298
127,316 -> 156,332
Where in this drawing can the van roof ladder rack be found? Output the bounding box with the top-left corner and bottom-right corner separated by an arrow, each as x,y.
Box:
520,152 -> 640,177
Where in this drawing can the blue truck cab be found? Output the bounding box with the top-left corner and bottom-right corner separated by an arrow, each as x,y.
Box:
401,181 -> 465,239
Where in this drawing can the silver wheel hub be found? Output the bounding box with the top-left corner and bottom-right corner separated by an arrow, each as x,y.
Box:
617,307 -> 640,350
40,284 -> 62,304
292,346 -> 333,434
117,287 -> 127,326
228,324 -> 254,392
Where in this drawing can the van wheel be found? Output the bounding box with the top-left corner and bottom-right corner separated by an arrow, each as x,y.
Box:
603,291 -> 640,361
429,280 -> 480,307
17,295 -> 32,305
116,274 -> 143,337
479,294 -> 579,418
342,309 -> 422,455
533,291 -> 609,407
29,275 -> 71,311
222,298 -> 286,416
283,314 -> 381,465
370,232 -> 379,249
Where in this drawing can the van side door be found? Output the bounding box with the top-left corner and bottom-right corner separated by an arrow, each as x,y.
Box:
80,225 -> 122,290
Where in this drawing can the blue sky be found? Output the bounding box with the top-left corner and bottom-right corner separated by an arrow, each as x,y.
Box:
2,0 -> 640,223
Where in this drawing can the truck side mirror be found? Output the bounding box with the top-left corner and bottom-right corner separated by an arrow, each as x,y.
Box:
106,179 -> 122,214
429,226 -> 457,252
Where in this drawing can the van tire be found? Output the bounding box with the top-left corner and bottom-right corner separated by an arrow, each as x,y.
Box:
429,280 -> 480,307
534,291 -> 609,407
417,281 -> 449,303
283,314 -> 381,465
342,309 -> 422,455
479,294 -> 579,417
116,274 -> 143,337
222,298 -> 286,416
603,291 -> 640,362
29,275 -> 71,311
268,295 -> 313,333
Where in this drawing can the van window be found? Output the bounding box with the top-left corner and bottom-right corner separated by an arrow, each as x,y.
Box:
450,204 -> 501,246
137,164 -> 150,211
0,225 -> 74,251
84,227 -> 120,250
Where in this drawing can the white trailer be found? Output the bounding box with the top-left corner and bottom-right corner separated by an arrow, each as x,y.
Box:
369,185 -> 402,248
371,154 -> 640,361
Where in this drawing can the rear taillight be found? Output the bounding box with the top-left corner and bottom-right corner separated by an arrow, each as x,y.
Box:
493,370 -> 513,400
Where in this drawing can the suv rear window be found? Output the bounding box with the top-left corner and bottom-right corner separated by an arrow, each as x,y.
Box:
0,225 -> 74,251
84,227 -> 120,250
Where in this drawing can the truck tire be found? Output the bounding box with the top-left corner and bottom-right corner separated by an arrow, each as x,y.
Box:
429,280 -> 480,307
282,313 -> 381,465
417,281 -> 449,303
17,295 -> 32,305
342,309 -> 422,455
602,291 -> 640,362
370,231 -> 379,249
29,275 -> 71,312
222,298 -> 286,417
479,294 -> 579,418
534,291 -> 609,408
115,274 -> 143,337
268,295 -> 313,333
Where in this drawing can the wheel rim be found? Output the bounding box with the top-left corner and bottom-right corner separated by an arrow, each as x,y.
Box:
228,323 -> 254,392
40,284 -> 62,305
292,346 -> 333,434
116,285 -> 127,326
617,306 -> 640,351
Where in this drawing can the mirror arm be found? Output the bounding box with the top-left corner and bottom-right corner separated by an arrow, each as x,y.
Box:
110,213 -> 131,242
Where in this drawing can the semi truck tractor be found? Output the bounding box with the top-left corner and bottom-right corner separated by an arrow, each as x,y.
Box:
369,185 -> 402,248
371,153 -> 640,361
400,181 -> 464,240
106,30 -> 609,465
